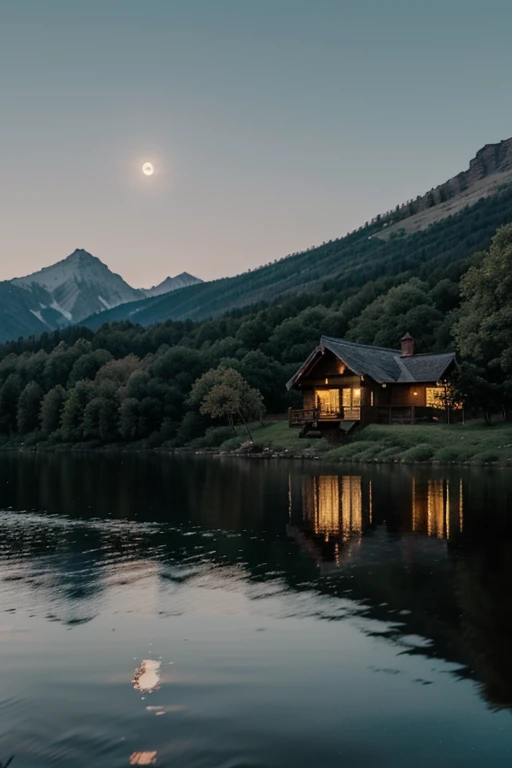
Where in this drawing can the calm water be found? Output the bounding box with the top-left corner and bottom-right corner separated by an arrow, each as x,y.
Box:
1,455 -> 512,767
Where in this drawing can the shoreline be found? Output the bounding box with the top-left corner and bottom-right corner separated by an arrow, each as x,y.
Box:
2,419 -> 512,466
1,440 -> 511,467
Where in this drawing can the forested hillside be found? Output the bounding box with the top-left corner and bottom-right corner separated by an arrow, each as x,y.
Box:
2,219 -> 512,448
83,186 -> 512,329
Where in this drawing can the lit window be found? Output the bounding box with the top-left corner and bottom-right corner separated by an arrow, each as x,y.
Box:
426,387 -> 444,408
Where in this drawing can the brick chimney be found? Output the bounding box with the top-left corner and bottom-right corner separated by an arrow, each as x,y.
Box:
400,332 -> 415,357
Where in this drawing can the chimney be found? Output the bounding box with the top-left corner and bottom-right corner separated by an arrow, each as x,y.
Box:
400,332 -> 415,357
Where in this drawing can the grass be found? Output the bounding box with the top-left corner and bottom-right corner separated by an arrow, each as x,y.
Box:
217,419 -> 512,465
7,418 -> 512,465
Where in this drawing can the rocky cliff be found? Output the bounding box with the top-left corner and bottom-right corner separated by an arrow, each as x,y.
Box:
375,137 -> 512,240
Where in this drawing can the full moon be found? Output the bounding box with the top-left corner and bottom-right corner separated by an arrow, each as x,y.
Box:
142,162 -> 154,176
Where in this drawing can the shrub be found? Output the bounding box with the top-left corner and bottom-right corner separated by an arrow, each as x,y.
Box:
220,435 -> 246,451
374,446 -> 402,460
473,450 -> 500,464
434,446 -> 460,462
400,443 -> 435,461
350,443 -> 388,461
23,430 -> 45,447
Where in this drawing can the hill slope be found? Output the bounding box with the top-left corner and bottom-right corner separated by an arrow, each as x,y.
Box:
81,138 -> 512,330
82,182 -> 512,330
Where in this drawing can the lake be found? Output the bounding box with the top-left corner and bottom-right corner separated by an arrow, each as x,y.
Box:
0,453 -> 512,767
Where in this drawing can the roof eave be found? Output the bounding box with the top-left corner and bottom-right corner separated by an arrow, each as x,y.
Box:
285,346 -> 323,390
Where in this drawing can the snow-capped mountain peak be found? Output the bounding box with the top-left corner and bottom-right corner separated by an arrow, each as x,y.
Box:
12,249 -> 142,324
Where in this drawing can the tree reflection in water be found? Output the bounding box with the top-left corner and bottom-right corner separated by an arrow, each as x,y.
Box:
0,452 -> 512,714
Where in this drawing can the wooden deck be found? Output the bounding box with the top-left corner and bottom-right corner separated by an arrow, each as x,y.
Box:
288,405 -> 444,428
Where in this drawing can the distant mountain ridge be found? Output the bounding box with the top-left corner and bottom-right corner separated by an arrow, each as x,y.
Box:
0,250 -> 202,343
142,272 -> 203,298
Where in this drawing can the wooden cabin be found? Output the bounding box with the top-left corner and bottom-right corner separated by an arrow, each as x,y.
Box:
287,333 -> 458,439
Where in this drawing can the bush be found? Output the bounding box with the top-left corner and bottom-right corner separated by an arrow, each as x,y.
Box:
322,440 -> 375,461
146,431 -> 165,448
220,435 -> 246,451
351,443 -> 387,460
194,426 -> 236,448
434,445 -> 461,462
400,443 -> 435,461
374,446 -> 402,460
23,430 -> 45,447
473,450 -> 500,464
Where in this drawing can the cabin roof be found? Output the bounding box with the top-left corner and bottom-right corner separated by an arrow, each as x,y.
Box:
286,335 -> 457,389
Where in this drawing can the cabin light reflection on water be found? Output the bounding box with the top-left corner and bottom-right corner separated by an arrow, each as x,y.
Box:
298,473 -> 463,553
129,753 -> 157,765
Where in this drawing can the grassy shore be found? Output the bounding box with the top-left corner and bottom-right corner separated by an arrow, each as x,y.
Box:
3,419 -> 512,465
213,419 -> 512,465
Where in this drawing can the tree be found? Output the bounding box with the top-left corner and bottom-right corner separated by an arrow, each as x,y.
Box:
453,224 -> 512,419
346,279 -> 444,349
40,385 -> 67,435
68,349 -> 113,386
119,397 -> 140,440
17,381 -> 43,434
60,381 -> 94,440
0,373 -> 22,435
83,396 -> 119,442
190,366 -> 264,439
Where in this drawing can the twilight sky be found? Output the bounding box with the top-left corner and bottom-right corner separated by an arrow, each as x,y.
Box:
1,0 -> 511,288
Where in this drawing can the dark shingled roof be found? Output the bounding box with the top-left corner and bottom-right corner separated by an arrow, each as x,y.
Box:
286,335 -> 457,389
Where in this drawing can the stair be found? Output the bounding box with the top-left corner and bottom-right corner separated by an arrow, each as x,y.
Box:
340,420 -> 361,434
299,423 -> 323,439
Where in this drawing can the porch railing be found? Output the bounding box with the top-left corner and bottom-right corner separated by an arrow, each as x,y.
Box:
288,406 -> 362,426
289,408 -> 319,427
288,405 -> 443,427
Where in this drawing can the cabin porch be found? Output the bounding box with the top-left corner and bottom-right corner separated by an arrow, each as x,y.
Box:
288,404 -> 442,431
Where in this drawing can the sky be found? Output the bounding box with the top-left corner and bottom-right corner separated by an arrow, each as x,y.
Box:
1,0 -> 512,288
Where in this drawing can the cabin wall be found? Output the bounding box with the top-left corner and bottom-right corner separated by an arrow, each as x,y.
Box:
373,384 -> 427,407
303,389 -> 316,410
301,383 -> 431,410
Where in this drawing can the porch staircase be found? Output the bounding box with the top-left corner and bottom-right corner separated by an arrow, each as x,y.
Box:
299,419 -> 361,443
298,423 -> 323,438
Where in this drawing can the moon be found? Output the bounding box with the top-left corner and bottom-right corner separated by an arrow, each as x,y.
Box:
142,162 -> 154,176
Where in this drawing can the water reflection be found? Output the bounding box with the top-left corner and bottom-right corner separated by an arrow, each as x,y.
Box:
1,453 -> 512,765
296,473 -> 464,548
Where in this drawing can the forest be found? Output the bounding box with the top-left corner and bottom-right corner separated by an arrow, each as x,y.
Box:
1,209 -> 512,448
83,185 -> 512,327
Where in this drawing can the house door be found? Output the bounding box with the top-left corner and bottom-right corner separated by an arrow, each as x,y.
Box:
315,389 -> 340,416
342,388 -> 361,419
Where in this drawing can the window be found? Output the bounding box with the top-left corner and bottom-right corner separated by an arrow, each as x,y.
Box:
426,387 -> 444,408
342,388 -> 361,408
315,389 -> 340,415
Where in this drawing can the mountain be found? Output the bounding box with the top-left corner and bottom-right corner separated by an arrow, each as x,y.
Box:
0,281 -> 68,342
3,137 -> 512,343
11,249 -> 141,325
378,136 -> 512,240
82,137 -> 512,331
0,250 -> 202,344
142,272 -> 203,298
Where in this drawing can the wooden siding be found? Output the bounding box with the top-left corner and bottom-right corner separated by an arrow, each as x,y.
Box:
301,384 -> 428,409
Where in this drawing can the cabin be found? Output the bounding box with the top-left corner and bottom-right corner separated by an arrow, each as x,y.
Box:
287,333 -> 458,440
